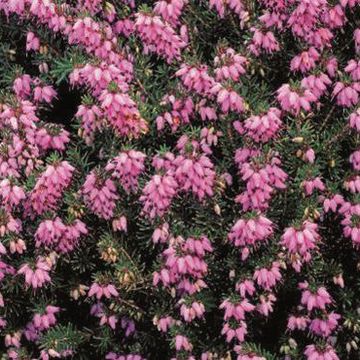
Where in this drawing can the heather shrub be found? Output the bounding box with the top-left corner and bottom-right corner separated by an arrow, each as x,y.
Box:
0,0 -> 360,359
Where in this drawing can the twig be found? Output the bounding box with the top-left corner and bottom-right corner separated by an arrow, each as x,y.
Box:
319,106 -> 335,133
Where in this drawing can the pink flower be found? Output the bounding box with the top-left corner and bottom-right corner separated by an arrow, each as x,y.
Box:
220,298 -> 255,321
30,305 -> 60,333
234,346 -> 266,360
344,175 -> 360,193
301,286 -> 332,311
33,85 -> 57,104
304,148 -> 315,163
349,108 -> 360,132
106,150 -> 146,192
290,47 -> 320,73
302,177 -> 325,196
175,64 -> 216,96
106,354 -> 144,360
153,235 -> 212,295
154,0 -> 188,26
0,209 -> 21,237
0,179 -> 25,209
112,216 -> 127,233
248,27 -> 280,56
154,316 -> 176,332
180,301 -> 205,322
140,174 -> 178,219
256,293 -> 277,317
9,238 -> 26,254
156,95 -> 194,132
221,320 -> 248,343
99,89 -> 148,139
82,171 -> 119,220
332,81 -> 360,107
75,104 -> 103,145
326,57 -> 338,78
341,203 -> 360,247
333,274 -> 345,288
287,315 -> 309,331
301,73 -> 332,100
114,19 -> 135,37
35,217 -> 87,253
234,107 -> 282,143
172,153 -> 216,200
35,125 -> 70,151
235,151 -> 287,211
277,83 -> 317,115
228,214 -> 273,258
4,332 -> 21,348
175,334 -> 193,351
323,194 -> 344,213
253,262 -> 282,290
18,257 -> 52,289
350,150 -> 360,170
309,312 -> 341,337
209,0 -> 248,26
152,223 -> 170,244
134,12 -> 186,63
27,161 -> 74,216
235,279 -> 256,298
281,221 -> 320,270
26,32 -> 40,52
304,344 -> 339,360
355,28 -> 360,53
214,48 -> 248,82
88,283 -> 119,300
13,75 -> 32,99
345,59 -> 360,81
322,4 -> 346,29
70,62 -> 129,96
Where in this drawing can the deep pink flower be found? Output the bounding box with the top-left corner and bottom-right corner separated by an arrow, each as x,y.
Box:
82,171 -> 119,220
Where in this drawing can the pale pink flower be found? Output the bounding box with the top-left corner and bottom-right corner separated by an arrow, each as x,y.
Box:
309,312 -> 341,337
18,257 -> 52,289
214,48 -> 248,82
154,0 -> 188,26
290,47 -> 320,73
175,334 -> 193,351
302,177 -> 325,196
304,344 -> 339,360
345,59 -> 360,81
253,262 -> 282,290
349,108 -> 360,132
26,32 -> 40,52
248,27 -> 280,56
350,150 -> 360,170
88,283 -> 119,300
235,279 -> 256,298
301,286 -> 332,311
287,315 -> 309,331
277,83 -> 317,115
332,81 -> 360,107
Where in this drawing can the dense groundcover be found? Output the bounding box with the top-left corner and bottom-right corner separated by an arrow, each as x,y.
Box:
1,0 -> 360,359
